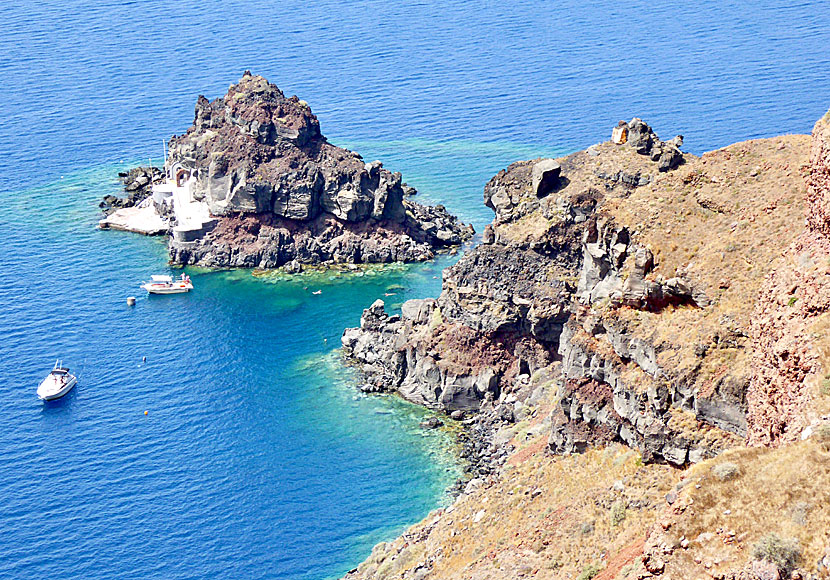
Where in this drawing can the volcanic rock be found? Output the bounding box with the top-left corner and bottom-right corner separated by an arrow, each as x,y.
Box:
152,72 -> 472,268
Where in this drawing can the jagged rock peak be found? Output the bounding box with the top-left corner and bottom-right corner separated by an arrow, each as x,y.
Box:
191,72 -> 321,147
158,72 -> 473,269
167,72 -> 410,223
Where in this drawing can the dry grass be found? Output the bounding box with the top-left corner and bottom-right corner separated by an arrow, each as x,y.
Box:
658,441 -> 830,577
348,442 -> 679,580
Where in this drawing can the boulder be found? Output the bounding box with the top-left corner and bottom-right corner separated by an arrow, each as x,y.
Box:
531,159 -> 561,198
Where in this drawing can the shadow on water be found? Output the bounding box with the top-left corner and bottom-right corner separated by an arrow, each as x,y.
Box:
38,388 -> 78,416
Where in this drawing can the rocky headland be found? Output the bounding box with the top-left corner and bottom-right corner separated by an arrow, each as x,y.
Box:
101,72 -> 472,269
341,113 -> 830,580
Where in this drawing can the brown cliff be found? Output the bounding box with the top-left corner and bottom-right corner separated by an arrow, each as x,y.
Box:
341,111 -> 830,580
746,112 -> 830,446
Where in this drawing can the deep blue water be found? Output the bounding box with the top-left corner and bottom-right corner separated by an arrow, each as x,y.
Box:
1,1 -> 829,579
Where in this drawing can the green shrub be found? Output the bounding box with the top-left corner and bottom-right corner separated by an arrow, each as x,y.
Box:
752,533 -> 800,575
576,562 -> 603,580
712,461 -> 741,481
580,521 -> 595,536
815,424 -> 830,451
788,296 -> 798,307
610,500 -> 627,526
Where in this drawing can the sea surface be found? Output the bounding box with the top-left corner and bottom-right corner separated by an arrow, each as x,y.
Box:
1,2 -> 828,579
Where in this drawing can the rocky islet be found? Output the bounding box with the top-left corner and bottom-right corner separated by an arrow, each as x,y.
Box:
103,72 -> 473,268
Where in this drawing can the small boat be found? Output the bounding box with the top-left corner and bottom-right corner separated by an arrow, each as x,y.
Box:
37,361 -> 78,401
141,274 -> 193,294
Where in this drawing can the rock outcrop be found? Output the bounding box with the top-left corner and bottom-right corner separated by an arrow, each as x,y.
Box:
340,114 -> 830,580
746,112 -> 830,446
100,166 -> 163,214
344,116 -> 817,468
168,200 -> 469,268
112,72 -> 472,267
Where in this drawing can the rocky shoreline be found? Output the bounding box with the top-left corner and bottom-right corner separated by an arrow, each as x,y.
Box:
100,72 -> 473,268
100,166 -> 163,215
339,113 -> 830,580
342,117 -> 739,469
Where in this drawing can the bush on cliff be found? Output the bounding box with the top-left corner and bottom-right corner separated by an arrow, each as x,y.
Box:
711,461 -> 740,481
816,424 -> 830,451
576,562 -> 603,580
752,533 -> 801,575
610,500 -> 627,526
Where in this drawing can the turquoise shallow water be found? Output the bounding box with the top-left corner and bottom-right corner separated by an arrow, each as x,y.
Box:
1,1 -> 829,579
0,165 -> 465,579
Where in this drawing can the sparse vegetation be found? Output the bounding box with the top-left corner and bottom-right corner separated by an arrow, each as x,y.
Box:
576,562 -> 603,580
674,442 -> 830,576
789,501 -> 811,526
580,521 -> 595,535
815,424 -> 830,451
711,461 -> 740,481
752,533 -> 801,575
610,500 -> 627,526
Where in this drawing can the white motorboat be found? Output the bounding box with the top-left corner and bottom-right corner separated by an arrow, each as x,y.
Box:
37,361 -> 78,401
140,274 -> 193,294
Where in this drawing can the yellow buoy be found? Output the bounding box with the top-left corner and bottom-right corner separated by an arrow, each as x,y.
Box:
144,410 -> 148,415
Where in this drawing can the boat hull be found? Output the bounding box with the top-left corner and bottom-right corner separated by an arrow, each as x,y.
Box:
141,283 -> 193,294
37,375 -> 77,401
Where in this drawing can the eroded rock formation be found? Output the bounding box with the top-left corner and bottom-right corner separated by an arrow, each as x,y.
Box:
343,116 -> 820,469
115,72 -> 473,267
341,113 -> 830,580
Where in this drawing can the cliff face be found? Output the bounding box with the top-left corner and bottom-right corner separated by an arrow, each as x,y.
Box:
746,113 -> 830,445
343,118 -> 815,466
163,72 -> 472,268
341,113 -> 830,580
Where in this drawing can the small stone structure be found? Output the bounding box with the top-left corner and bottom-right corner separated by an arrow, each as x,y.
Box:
612,121 -> 628,144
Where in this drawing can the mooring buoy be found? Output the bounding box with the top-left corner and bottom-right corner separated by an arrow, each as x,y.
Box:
127,296 -> 136,306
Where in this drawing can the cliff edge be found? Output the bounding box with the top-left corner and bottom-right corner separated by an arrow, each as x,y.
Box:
341,113 -> 830,580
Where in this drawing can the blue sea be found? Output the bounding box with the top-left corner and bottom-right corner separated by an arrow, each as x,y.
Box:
1,1 -> 828,578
